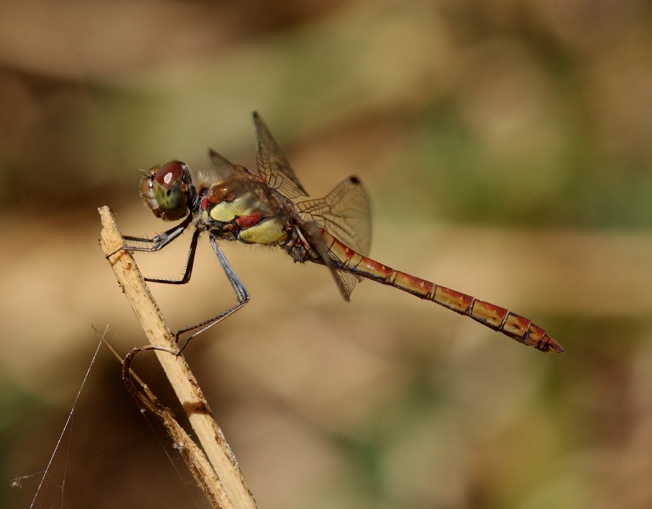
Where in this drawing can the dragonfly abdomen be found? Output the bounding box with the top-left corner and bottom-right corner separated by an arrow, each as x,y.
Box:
427,286 -> 563,353
326,234 -> 562,353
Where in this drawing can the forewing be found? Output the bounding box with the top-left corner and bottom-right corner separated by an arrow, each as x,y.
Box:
208,149 -> 238,179
253,112 -> 308,199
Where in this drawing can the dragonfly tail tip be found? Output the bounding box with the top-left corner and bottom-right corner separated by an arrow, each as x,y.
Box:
546,338 -> 564,354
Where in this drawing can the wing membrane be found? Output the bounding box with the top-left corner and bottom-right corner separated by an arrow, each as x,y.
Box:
297,176 -> 372,256
253,112 -> 308,199
296,176 -> 372,299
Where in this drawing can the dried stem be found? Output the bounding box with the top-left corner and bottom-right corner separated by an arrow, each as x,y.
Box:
99,206 -> 257,509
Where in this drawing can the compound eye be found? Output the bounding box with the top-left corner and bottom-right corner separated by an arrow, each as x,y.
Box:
140,161 -> 191,221
154,161 -> 184,190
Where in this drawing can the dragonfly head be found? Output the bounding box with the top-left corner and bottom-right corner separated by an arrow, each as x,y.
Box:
140,161 -> 194,221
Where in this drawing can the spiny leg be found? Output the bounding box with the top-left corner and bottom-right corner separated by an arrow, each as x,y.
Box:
109,212 -> 194,257
144,228 -> 201,285
108,214 -> 200,284
176,233 -> 250,352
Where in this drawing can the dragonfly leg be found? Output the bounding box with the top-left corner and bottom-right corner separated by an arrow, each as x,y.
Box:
144,229 -> 201,285
107,213 -> 194,258
110,214 -> 201,284
175,233 -> 250,352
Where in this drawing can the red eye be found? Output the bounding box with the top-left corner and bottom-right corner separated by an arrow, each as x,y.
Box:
154,161 -> 184,189
139,160 -> 190,221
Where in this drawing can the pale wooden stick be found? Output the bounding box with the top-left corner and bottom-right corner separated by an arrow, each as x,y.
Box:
99,206 -> 258,509
123,345 -> 227,508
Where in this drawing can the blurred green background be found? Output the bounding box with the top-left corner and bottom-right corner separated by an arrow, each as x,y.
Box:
2,0 -> 652,508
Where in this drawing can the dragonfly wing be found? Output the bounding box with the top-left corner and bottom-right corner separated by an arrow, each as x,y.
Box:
296,176 -> 372,256
253,112 -> 309,199
207,148 -> 256,184
334,269 -> 360,300
208,149 -> 238,179
301,219 -> 358,300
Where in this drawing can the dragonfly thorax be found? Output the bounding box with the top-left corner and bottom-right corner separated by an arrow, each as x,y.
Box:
140,161 -> 194,221
200,173 -> 289,245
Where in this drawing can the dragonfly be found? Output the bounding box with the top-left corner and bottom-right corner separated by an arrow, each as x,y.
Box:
115,112 -> 563,354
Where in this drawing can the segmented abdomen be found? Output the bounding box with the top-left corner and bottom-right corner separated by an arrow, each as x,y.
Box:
321,230 -> 563,353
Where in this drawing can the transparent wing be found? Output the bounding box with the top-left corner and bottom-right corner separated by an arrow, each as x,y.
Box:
296,176 -> 372,300
208,149 -> 238,179
253,112 -> 309,199
296,176 -> 372,256
298,219 -> 360,301
332,268 -> 361,301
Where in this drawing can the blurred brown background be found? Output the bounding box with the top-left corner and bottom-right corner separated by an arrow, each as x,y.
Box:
2,0 -> 652,507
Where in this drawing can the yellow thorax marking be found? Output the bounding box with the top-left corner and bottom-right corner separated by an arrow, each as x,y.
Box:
239,219 -> 286,244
